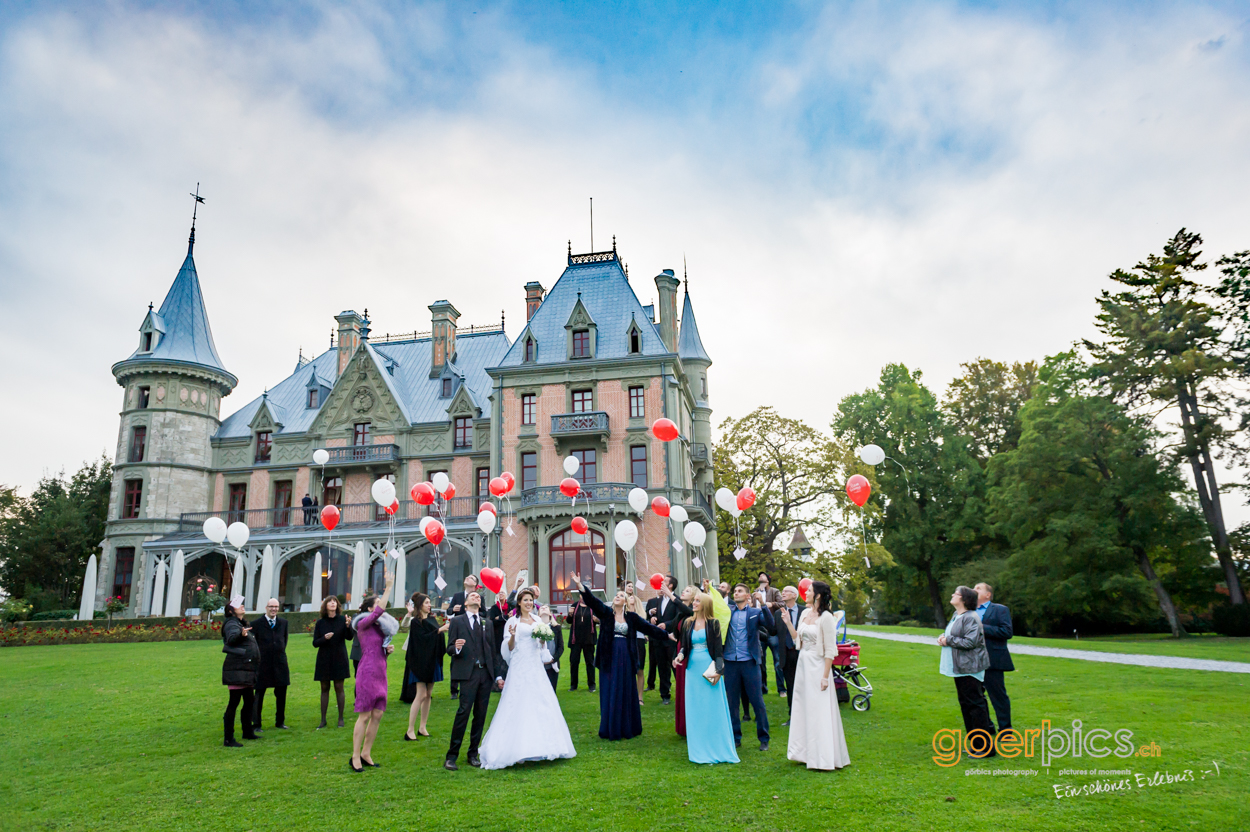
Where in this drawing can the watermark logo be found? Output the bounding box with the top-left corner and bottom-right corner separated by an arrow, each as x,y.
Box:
931,720 -> 1159,767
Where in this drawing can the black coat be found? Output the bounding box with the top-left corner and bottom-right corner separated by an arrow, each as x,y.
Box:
980,603 -> 1015,672
447,591 -> 470,617
678,618 -> 725,674
444,612 -> 503,682
568,600 -> 598,645
776,603 -> 805,651
221,617 -> 260,687
579,585 -> 670,672
312,614 -> 353,681
404,617 -> 446,685
544,621 -> 565,667
251,616 -> 291,687
645,595 -> 682,642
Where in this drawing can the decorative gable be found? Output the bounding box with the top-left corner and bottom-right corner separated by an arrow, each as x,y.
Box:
446,382 -> 479,419
307,345 -> 406,438
565,294 -> 597,360
248,397 -> 284,432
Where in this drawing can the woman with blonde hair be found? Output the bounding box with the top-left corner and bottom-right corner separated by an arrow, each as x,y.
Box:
672,590 -> 738,764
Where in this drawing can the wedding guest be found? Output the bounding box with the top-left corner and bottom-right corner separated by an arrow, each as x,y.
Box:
718,581 -> 731,597
447,574 -> 479,698
722,583 -> 774,751
349,570 -> 393,773
401,592 -> 449,740
672,591 -> 738,764
301,493 -> 314,525
646,575 -> 682,704
567,589 -> 598,692
312,595 -> 354,729
938,585 -> 995,754
486,587 -> 512,687
669,585 -> 695,737
757,573 -> 783,695
252,598 -> 290,730
975,582 -> 1014,732
622,582 -> 648,704
776,585 -> 802,724
221,595 -> 260,747
571,572 -> 671,740
540,608 -> 564,690
444,591 -> 505,770
778,580 -> 850,770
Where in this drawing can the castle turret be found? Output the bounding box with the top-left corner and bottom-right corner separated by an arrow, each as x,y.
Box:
103,223 -> 236,615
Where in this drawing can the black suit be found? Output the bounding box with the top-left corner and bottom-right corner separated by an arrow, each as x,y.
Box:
251,615 -> 290,727
645,596 -> 681,698
543,622 -> 565,691
567,600 -> 597,690
445,611 -> 503,763
979,602 -> 1014,731
776,603 -> 803,717
446,590 -> 472,695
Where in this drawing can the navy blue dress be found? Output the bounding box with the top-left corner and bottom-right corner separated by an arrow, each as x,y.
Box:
578,585 -> 668,740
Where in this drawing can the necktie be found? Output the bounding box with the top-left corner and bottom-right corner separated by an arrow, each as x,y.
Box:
471,615 -> 477,631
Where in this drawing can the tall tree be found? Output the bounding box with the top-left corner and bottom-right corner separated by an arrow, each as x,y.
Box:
989,354 -> 1211,637
713,406 -> 841,588
834,364 -> 983,628
1086,229 -> 1246,604
944,358 -> 1038,461
0,457 -> 112,609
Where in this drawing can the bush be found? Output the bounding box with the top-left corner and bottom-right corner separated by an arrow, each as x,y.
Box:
0,598 -> 32,623
898,619 -> 922,628
31,610 -> 78,621
1212,604 -> 1250,637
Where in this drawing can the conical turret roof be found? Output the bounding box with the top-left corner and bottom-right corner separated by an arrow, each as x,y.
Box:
677,288 -> 711,364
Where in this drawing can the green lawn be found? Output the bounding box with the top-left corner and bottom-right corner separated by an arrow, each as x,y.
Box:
857,625 -> 1250,662
0,635 -> 1244,832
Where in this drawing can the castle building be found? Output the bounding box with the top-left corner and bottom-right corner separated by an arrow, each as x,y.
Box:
100,226 -> 716,614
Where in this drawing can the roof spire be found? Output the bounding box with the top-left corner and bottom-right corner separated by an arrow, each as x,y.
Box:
683,253 -> 688,293
188,183 -> 205,255
501,309 -> 506,330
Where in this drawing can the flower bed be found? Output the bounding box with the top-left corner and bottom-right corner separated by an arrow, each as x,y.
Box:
0,619 -> 224,647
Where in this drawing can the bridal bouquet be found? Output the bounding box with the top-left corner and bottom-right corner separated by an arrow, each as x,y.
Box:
530,620 -> 555,644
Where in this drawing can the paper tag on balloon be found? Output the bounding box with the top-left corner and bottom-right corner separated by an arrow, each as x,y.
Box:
733,547 -> 747,560
594,562 -> 606,574
434,576 -> 447,591
635,580 -> 646,592
672,542 -> 683,552
506,525 -> 515,537
691,556 -> 703,568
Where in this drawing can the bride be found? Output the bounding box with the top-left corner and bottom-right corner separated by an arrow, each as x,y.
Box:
478,588 -> 577,769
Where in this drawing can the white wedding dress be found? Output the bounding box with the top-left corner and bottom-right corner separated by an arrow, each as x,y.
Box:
478,618 -> 577,769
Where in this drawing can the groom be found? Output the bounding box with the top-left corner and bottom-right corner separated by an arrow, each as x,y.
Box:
444,591 -> 505,770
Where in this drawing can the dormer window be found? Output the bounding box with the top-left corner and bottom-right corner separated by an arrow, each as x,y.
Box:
142,331 -> 154,352
630,328 -> 641,354
525,337 -> 536,362
572,329 -> 590,358
307,388 -> 319,409
442,378 -> 452,398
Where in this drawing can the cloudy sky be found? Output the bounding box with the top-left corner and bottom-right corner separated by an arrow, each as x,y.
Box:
2,0 -> 1249,520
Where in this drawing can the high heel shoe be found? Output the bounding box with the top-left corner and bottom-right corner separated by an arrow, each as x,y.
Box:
403,731 -> 417,741
363,759 -> 381,768
348,757 -> 364,773
418,728 -> 430,737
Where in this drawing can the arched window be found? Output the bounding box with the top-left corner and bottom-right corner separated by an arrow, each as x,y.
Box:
549,527 -> 606,604
525,337 -> 535,362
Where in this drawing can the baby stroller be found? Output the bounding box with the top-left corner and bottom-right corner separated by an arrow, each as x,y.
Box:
832,613 -> 873,711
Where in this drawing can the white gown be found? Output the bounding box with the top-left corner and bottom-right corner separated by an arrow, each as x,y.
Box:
478,618 -> 577,769
787,612 -> 851,771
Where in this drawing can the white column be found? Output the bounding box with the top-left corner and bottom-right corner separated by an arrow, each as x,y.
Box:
164,550 -> 185,617
350,541 -> 367,607
257,545 -> 275,611
149,559 -> 167,617
393,547 -> 406,607
311,550 -> 323,610
231,551 -> 246,605
78,554 -> 97,622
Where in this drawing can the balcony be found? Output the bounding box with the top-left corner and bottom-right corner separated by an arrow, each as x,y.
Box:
322,444 -> 400,465
179,496 -> 481,535
550,411 -> 609,438
521,482 -> 633,510
690,443 -> 708,463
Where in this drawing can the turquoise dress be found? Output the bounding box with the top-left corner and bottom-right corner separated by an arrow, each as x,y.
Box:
683,628 -> 740,764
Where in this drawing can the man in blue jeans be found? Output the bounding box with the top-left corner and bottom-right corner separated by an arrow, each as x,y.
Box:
722,583 -> 774,751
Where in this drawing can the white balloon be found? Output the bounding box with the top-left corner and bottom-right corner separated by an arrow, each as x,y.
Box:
669,504 -> 688,523
563,455 -> 580,476
371,478 -> 396,507
683,521 -> 707,547
615,519 -> 639,551
628,487 -> 648,513
312,448 -> 329,466
730,505 -> 743,519
715,487 -> 737,513
859,444 -> 886,466
432,472 -> 450,494
203,516 -> 227,544
419,516 -> 435,535
226,522 -> 249,549
477,510 -> 497,534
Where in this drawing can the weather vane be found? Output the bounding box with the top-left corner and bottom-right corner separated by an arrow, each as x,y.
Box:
190,183 -> 205,230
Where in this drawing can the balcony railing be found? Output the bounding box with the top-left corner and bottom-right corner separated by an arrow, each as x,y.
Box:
550,411 -> 610,436
692,489 -> 712,517
322,444 -> 400,465
521,482 -> 634,508
690,443 -> 708,462
179,496 -> 481,534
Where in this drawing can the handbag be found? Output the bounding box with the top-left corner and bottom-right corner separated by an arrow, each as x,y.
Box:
702,661 -> 720,684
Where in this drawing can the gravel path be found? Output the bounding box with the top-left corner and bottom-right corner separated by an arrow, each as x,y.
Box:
845,627 -> 1250,674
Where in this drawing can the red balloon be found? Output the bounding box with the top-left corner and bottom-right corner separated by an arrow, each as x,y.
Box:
501,472 -> 516,492
384,499 -> 398,516
651,495 -> 671,517
736,487 -> 757,511
479,568 -> 504,594
649,573 -> 664,590
423,519 -> 445,545
320,504 -> 340,531
489,477 -> 508,497
571,516 -> 589,534
652,418 -> 679,442
798,577 -> 813,603
479,501 -> 497,516
411,482 -> 436,506
846,475 -> 871,507
443,483 -> 456,500
560,477 -> 581,499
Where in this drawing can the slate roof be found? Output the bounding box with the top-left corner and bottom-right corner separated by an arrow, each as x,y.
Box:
120,233 -> 231,377
788,525 -> 812,551
215,331 -> 511,439
677,290 -> 711,364
498,256 -> 669,366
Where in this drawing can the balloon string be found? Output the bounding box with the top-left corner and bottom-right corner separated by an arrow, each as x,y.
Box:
859,507 -> 870,566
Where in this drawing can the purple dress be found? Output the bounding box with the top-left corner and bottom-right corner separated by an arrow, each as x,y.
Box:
354,606 -> 388,713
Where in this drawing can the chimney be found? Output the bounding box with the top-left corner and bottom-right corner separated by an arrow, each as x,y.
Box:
654,269 -> 680,352
429,300 -> 460,378
525,282 -> 545,321
335,310 -> 365,376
